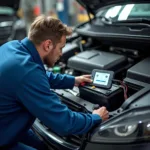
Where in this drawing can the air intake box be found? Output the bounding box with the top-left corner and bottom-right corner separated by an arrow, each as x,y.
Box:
127,57 -> 150,84
67,50 -> 127,73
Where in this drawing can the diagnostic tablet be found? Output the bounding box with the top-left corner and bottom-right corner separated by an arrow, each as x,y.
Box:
91,69 -> 114,89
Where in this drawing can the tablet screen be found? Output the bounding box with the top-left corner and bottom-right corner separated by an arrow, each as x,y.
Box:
92,69 -> 114,89
93,72 -> 110,86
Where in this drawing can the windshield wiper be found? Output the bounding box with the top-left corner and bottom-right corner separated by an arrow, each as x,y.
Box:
99,16 -> 112,24
101,18 -> 150,28
112,18 -> 150,24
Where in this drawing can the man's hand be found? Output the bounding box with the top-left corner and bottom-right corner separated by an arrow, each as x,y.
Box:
93,107 -> 109,121
75,75 -> 92,86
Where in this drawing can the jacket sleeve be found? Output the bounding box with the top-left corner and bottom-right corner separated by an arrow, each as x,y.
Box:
16,69 -> 101,136
46,71 -> 75,89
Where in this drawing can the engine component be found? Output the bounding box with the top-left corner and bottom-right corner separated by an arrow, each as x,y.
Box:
79,84 -> 124,111
67,50 -> 128,73
127,57 -> 150,84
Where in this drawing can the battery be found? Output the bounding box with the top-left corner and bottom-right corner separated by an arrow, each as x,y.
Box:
79,84 -> 124,111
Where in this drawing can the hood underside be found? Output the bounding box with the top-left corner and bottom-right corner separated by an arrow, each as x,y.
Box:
76,0 -> 150,15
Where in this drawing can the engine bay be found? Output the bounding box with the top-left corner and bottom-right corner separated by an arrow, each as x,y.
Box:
33,34 -> 150,150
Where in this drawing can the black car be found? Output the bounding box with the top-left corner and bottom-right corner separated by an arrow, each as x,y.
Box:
0,0 -> 26,45
33,0 -> 150,150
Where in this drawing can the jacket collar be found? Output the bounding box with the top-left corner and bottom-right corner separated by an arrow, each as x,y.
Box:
21,37 -> 45,72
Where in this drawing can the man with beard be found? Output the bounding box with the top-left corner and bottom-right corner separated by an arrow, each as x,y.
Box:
0,15 -> 109,150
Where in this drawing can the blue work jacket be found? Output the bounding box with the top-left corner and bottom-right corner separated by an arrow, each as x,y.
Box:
0,38 -> 101,146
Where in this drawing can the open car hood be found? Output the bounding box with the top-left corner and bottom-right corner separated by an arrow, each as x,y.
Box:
0,0 -> 20,11
76,0 -> 150,15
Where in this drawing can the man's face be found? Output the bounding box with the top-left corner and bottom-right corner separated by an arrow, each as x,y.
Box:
44,36 -> 66,67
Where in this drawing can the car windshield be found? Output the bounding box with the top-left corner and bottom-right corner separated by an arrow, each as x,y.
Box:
96,3 -> 150,22
0,7 -> 14,15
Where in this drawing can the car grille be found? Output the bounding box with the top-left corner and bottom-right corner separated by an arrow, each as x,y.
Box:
39,120 -> 83,147
64,134 -> 83,146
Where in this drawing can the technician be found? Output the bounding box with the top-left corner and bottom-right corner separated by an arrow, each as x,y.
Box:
0,15 -> 109,150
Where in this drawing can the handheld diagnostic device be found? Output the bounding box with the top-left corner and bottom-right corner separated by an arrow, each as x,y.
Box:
91,69 -> 114,89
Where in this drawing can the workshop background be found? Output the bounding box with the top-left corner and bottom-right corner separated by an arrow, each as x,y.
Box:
18,0 -> 89,32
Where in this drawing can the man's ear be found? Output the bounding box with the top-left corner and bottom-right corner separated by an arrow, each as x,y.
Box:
44,39 -> 53,52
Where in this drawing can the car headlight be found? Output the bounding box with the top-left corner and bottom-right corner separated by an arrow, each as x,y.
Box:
90,106 -> 150,144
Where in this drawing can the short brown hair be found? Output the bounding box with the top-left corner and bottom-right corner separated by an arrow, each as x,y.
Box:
28,15 -> 72,45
